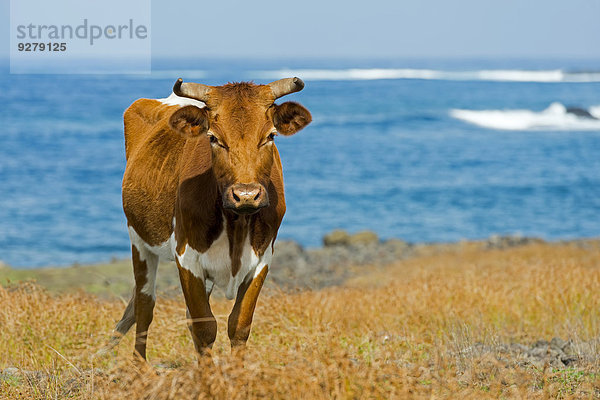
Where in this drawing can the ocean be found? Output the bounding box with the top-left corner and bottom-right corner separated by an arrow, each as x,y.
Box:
1,58 -> 600,267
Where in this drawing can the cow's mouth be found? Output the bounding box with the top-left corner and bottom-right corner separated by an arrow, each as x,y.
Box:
224,203 -> 267,215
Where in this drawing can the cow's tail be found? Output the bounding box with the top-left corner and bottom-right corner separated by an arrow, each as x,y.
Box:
96,291 -> 136,356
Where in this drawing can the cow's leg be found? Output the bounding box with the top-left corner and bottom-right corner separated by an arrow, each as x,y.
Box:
131,244 -> 159,360
228,265 -> 268,349
177,261 -> 217,356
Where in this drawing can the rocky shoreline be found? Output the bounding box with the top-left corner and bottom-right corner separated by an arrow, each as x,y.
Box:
1,231 -> 598,297
268,230 -> 597,290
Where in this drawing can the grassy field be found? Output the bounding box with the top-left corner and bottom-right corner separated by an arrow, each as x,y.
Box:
0,259 -> 178,298
1,241 -> 599,399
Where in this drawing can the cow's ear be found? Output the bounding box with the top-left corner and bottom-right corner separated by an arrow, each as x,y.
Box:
272,102 -> 312,136
169,105 -> 209,138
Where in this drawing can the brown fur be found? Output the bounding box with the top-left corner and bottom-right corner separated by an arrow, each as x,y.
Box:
177,260 -> 217,354
228,265 -> 269,347
169,106 -> 210,138
131,245 -> 155,359
272,102 -> 313,135
119,81 -> 311,357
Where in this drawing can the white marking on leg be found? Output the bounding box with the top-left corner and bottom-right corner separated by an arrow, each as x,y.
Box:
128,226 -> 161,300
140,251 -> 158,299
253,263 -> 268,279
205,279 -> 214,297
128,225 -> 175,262
253,247 -> 271,279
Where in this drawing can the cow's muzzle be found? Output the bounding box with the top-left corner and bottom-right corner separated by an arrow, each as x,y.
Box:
223,183 -> 269,215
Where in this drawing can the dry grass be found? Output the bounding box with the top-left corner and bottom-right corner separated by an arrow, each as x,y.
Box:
1,242 -> 599,399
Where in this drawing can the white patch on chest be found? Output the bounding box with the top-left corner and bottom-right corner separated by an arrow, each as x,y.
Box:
176,229 -> 270,300
129,219 -> 271,301
158,92 -> 206,108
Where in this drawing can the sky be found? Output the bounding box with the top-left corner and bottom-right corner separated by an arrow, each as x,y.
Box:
2,0 -> 600,60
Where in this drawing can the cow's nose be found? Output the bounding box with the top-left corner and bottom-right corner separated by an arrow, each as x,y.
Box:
232,184 -> 261,202
224,183 -> 269,214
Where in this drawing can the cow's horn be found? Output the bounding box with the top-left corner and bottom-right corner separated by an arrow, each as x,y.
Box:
268,77 -> 305,99
173,78 -> 211,103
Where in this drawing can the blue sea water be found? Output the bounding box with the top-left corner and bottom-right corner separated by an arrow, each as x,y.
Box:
1,58 -> 600,267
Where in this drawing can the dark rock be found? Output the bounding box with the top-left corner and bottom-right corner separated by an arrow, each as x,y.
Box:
0,367 -> 20,378
453,338 -> 591,372
384,238 -> 410,251
323,230 -> 351,247
561,355 -> 578,366
562,341 -> 576,355
486,234 -> 544,249
382,239 -> 412,260
510,343 -> 528,353
268,231 -> 403,290
273,240 -> 305,265
528,346 -> 547,358
566,106 -> 597,119
550,337 -> 566,351
348,230 -> 379,246
263,230 -> 587,291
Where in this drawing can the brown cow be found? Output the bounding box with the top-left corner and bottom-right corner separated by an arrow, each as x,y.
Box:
111,77 -> 311,359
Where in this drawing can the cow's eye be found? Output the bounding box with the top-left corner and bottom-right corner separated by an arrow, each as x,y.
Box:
259,132 -> 276,148
208,133 -> 226,148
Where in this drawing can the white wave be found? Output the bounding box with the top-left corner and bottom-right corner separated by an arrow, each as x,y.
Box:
254,68 -> 443,81
450,103 -> 600,131
589,105 -> 600,119
253,68 -> 600,83
476,69 -> 564,82
126,69 -> 207,80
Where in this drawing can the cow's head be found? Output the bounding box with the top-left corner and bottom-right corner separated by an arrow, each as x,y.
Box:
168,78 -> 311,215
